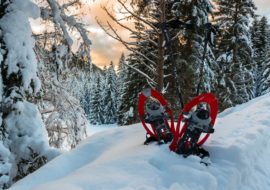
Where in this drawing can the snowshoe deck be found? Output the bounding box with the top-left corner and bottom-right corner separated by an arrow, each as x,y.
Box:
138,88 -> 175,144
170,93 -> 218,152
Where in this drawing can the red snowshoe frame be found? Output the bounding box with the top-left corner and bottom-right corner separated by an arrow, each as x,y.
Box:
169,93 -> 218,152
138,88 -> 175,139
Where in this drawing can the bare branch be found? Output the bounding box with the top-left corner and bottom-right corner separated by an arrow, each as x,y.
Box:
96,18 -> 124,42
97,18 -> 158,67
146,78 -> 156,88
107,21 -> 157,65
123,62 -> 157,85
116,0 -> 159,33
40,108 -> 58,114
101,5 -> 158,47
62,0 -> 80,10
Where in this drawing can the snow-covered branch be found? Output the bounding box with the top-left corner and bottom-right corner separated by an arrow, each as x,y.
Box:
44,0 -> 92,50
46,0 -> 73,48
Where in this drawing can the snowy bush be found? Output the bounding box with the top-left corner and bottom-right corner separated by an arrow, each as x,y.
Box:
36,56 -> 89,150
40,91 -> 88,150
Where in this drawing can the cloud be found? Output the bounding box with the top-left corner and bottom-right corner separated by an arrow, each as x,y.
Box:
254,0 -> 270,20
82,0 -> 130,67
88,26 -> 126,67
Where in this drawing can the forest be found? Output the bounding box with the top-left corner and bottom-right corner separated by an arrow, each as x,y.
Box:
0,0 -> 269,188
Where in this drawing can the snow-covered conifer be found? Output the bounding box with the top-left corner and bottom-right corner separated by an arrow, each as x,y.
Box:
261,59 -> 270,95
251,16 -> 270,96
103,62 -> 118,124
170,0 -> 217,102
0,0 -> 52,186
117,53 -> 126,95
214,0 -> 256,110
89,74 -> 104,125
116,53 -> 135,125
117,52 -> 147,125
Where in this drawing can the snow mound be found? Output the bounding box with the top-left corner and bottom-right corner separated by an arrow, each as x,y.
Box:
10,93 -> 270,190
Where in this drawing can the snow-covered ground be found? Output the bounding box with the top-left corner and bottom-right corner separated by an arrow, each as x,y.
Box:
86,124 -> 118,137
10,93 -> 270,190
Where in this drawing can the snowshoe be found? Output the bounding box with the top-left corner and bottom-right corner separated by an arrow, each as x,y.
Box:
170,93 -> 218,157
138,88 -> 175,145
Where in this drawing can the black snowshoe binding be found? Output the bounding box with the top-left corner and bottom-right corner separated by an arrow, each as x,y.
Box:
144,101 -> 173,145
176,107 -> 214,165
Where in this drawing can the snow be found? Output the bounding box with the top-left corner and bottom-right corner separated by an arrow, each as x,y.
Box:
0,142 -> 12,187
5,101 -> 50,159
0,73 -> 2,102
86,124 -> 118,137
9,93 -> 270,190
47,0 -> 73,47
0,0 -> 41,94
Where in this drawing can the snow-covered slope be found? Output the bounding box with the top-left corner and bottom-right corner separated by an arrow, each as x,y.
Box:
10,93 -> 270,190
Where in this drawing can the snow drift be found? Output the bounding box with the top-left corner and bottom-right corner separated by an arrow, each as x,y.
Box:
10,93 -> 270,190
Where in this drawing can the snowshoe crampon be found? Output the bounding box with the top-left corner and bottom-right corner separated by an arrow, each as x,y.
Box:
169,93 -> 218,152
138,88 -> 175,144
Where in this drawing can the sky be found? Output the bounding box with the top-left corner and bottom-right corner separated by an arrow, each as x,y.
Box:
85,0 -> 131,68
255,0 -> 270,19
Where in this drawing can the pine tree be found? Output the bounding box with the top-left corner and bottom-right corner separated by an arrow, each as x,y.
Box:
103,62 -> 118,124
89,75 -> 104,125
261,59 -> 270,95
117,59 -> 141,125
251,16 -> 270,96
170,0 -> 217,102
214,0 -> 256,110
116,18 -> 152,125
80,76 -> 92,119
99,0 -> 173,92
0,0 -> 51,187
35,43 -> 89,150
116,53 -> 139,125
117,53 -> 126,110
118,53 -> 126,80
